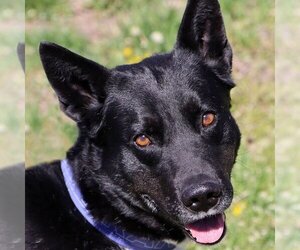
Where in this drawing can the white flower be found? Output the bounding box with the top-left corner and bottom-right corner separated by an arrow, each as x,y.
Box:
0,124 -> 6,133
130,26 -> 141,37
25,124 -> 30,133
150,31 -> 164,44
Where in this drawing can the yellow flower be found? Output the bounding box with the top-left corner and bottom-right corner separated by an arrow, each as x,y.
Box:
232,201 -> 247,217
123,47 -> 134,58
128,55 -> 143,64
143,52 -> 151,59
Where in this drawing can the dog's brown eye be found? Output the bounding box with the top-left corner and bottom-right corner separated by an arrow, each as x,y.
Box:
135,135 -> 151,147
202,113 -> 216,127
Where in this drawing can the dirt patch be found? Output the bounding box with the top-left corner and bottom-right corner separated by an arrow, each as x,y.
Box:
165,0 -> 185,10
69,0 -> 120,43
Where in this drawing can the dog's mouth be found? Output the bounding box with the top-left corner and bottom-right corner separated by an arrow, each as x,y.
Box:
184,213 -> 226,245
140,193 -> 226,245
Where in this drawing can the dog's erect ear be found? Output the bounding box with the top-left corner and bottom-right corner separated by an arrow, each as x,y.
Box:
39,42 -> 110,123
176,0 -> 233,82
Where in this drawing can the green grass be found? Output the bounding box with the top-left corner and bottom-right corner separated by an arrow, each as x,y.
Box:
276,85 -> 300,250
276,0 -> 300,249
26,0 -> 69,21
0,0 -> 24,166
0,0 -> 24,13
26,0 -> 274,249
86,0 -> 139,12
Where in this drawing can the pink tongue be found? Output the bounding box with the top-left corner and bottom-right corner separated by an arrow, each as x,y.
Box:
185,214 -> 225,244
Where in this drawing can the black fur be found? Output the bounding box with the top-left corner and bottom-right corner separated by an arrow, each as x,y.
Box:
26,0 -> 241,249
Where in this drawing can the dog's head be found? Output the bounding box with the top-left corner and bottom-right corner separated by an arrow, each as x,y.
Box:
39,0 -> 240,246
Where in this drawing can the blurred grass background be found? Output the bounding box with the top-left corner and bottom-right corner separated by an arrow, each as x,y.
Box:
276,0 -> 300,249
0,0 -> 24,167
25,0 -> 274,249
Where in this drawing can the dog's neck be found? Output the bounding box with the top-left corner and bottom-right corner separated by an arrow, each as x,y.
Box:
61,159 -> 178,250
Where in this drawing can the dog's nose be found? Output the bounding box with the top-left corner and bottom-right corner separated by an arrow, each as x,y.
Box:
181,182 -> 222,212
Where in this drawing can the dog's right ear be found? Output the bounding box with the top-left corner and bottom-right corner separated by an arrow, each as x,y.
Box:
39,42 -> 110,123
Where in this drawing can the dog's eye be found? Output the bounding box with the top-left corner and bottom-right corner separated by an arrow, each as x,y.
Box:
202,112 -> 216,127
135,135 -> 152,147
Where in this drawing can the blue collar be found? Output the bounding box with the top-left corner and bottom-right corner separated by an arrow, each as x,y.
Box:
61,159 -> 177,250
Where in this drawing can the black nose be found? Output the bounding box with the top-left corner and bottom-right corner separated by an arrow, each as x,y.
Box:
181,182 -> 222,212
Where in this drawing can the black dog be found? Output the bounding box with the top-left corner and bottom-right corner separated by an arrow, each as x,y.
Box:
26,0 -> 241,249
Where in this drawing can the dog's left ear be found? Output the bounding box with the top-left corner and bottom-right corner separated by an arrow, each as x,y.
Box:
176,0 -> 233,85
